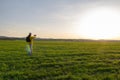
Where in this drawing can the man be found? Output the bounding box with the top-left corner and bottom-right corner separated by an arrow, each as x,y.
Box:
26,33 -> 36,55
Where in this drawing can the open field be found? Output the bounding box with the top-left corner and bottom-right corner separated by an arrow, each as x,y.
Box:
0,40 -> 120,80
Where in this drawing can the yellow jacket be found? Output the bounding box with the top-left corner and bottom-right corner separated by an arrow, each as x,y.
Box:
28,36 -> 36,44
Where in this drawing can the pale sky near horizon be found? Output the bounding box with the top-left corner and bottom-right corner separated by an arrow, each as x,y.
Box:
1,0 -> 120,39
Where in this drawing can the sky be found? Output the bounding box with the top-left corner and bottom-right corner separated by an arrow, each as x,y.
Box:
1,0 -> 120,39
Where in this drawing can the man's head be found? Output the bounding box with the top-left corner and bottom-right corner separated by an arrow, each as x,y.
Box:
29,33 -> 32,35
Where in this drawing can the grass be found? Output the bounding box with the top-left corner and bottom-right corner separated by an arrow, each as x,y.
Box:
0,40 -> 120,80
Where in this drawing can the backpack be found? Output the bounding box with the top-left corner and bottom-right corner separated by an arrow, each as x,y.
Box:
26,36 -> 31,42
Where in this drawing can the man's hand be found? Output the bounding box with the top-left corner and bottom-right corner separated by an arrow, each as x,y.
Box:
34,35 -> 36,36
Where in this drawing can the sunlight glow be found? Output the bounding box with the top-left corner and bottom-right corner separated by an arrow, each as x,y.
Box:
74,7 -> 120,39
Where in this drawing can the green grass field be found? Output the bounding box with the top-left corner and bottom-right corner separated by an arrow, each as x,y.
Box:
0,40 -> 120,80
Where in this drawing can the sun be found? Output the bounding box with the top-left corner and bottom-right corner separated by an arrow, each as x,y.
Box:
74,7 -> 120,40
